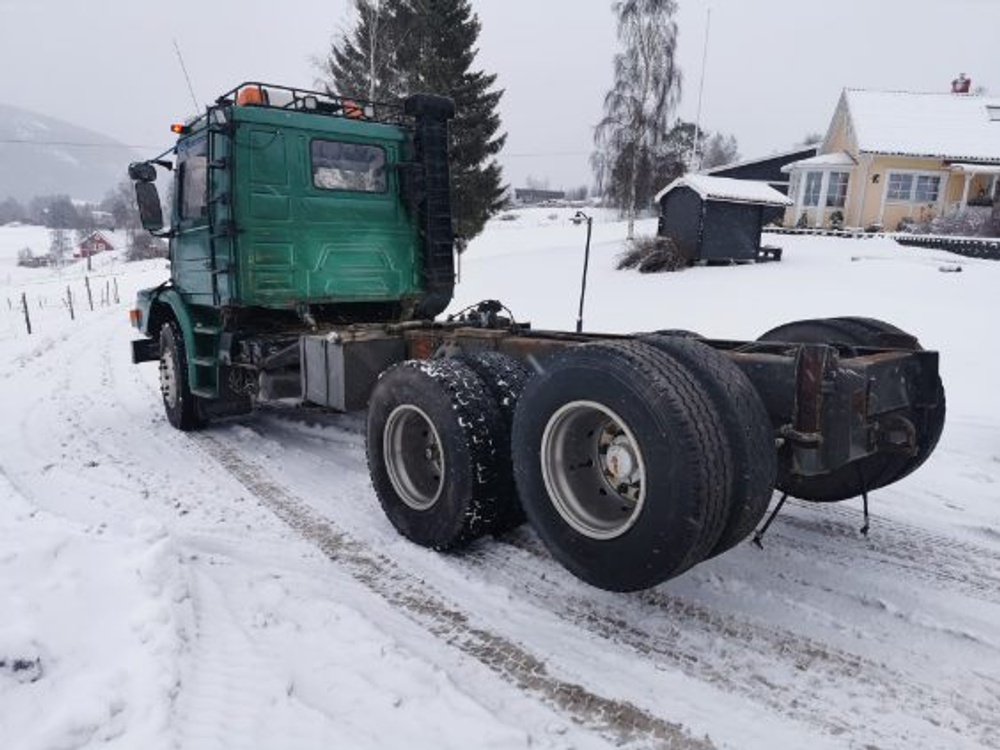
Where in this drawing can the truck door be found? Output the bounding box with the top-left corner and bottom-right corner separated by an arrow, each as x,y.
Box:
170,134 -> 214,305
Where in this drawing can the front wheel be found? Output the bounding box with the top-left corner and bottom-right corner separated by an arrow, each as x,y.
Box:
159,322 -> 204,431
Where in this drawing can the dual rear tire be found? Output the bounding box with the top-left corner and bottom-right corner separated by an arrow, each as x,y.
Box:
367,339 -> 775,592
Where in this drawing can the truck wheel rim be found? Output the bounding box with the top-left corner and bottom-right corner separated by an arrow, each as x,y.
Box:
540,400 -> 646,540
384,405 -> 445,511
160,348 -> 178,408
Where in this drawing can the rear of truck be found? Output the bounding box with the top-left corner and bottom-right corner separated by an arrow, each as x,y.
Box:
127,83 -> 945,593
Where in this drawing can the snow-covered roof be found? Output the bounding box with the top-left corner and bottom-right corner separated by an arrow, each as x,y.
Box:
700,145 -> 818,175
654,174 -> 793,206
781,151 -> 857,173
844,89 -> 1000,162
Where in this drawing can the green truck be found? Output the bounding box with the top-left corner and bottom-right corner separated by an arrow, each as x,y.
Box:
129,83 -> 945,592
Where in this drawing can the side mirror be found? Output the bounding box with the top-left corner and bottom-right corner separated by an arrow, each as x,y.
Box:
128,161 -> 158,182
134,182 -> 164,233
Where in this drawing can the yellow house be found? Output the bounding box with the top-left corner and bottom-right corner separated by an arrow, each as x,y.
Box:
783,88 -> 1000,230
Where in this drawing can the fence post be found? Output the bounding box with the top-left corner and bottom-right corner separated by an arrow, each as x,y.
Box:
113,277 -> 119,304
66,286 -> 75,321
85,276 -> 94,311
21,292 -> 32,335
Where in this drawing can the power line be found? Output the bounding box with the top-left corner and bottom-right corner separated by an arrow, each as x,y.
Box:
503,150 -> 592,158
0,138 -> 160,150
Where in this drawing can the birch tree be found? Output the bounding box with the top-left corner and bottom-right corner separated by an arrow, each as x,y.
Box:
594,0 -> 682,239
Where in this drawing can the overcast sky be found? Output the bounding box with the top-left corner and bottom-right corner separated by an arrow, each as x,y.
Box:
2,0 -> 998,191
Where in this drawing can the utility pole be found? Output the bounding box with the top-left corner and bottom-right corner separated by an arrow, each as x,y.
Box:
689,7 -> 712,171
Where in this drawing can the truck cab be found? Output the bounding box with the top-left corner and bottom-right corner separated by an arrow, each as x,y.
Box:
130,83 -> 456,420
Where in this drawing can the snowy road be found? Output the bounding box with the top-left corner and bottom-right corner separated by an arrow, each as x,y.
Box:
2,221 -> 999,749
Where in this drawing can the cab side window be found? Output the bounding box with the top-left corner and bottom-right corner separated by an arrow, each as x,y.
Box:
177,136 -> 208,221
311,140 -> 386,193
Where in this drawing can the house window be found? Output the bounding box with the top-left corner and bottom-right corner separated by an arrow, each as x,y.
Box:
826,172 -> 850,207
887,173 -> 913,201
915,175 -> 941,203
311,140 -> 386,193
887,172 -> 942,204
802,171 -> 823,206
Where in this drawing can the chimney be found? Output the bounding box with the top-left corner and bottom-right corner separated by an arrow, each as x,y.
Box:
952,73 -> 971,94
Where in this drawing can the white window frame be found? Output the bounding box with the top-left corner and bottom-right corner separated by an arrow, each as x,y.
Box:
802,171 -> 823,207
884,169 -> 947,205
825,171 -> 850,208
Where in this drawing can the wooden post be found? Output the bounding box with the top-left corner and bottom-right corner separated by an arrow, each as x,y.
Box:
21,292 -> 32,335
104,280 -> 110,307
66,286 -> 75,321
85,276 -> 94,311
113,277 -> 119,304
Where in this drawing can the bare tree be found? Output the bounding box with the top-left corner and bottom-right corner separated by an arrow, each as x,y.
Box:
323,0 -> 399,101
593,0 -> 682,239
700,133 -> 740,170
49,229 -> 71,267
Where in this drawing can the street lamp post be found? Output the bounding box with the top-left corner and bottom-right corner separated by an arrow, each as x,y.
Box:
574,211 -> 593,333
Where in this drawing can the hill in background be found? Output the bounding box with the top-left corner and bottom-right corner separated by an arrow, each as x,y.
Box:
0,103 -> 140,203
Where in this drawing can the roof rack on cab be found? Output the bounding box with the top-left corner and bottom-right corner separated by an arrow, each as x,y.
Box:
216,82 -> 404,125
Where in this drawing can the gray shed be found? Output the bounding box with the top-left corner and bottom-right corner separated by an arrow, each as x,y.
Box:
655,174 -> 792,262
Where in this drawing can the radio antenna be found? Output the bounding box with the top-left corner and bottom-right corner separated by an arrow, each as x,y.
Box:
172,38 -> 201,115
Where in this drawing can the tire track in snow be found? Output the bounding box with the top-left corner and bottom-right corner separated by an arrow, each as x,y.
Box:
243,410 -> 1000,748
195,435 -> 715,750
767,500 -> 1000,603
473,531 -> 1000,750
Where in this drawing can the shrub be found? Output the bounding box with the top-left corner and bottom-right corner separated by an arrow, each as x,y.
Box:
616,236 -> 692,274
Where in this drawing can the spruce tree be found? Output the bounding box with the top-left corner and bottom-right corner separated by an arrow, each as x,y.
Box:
322,1 -> 403,102
324,0 -> 507,249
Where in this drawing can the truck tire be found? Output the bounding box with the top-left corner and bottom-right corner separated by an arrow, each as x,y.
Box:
511,340 -> 732,592
458,351 -> 533,532
759,317 -> 945,502
759,316 -> 920,351
641,335 -> 776,557
159,322 -> 205,431
366,359 -> 507,550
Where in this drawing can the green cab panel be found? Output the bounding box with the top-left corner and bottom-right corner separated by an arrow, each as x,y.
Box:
229,106 -> 421,309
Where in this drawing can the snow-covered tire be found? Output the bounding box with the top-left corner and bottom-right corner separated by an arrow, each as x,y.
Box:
159,322 -> 205,431
641,335 -> 776,557
511,340 -> 732,592
759,317 -> 945,502
366,359 -> 507,550
458,350 -> 533,532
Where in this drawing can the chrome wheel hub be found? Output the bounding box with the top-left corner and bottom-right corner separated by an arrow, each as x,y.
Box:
540,400 -> 647,540
383,405 -> 445,511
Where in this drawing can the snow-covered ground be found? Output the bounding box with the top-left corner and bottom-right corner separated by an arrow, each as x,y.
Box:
1,210 -> 998,750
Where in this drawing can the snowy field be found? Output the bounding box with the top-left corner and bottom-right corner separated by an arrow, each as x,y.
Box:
1,209 -> 998,750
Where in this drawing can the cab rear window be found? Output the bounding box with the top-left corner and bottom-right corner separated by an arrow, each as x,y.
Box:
311,140 -> 386,193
